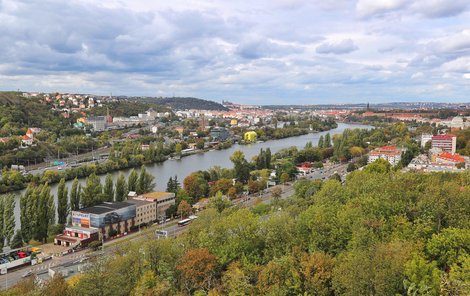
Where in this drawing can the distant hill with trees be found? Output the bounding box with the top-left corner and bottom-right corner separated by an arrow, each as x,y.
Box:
135,97 -> 228,111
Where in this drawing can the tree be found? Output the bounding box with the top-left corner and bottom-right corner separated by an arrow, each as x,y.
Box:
35,184 -> 55,243
196,139 -> 205,150
81,173 -> 103,208
184,173 -> 208,200
127,169 -> 138,193
175,143 -> 182,156
324,133 -> 331,148
103,174 -> 114,202
57,178 -> 69,224
364,158 -> 391,173
3,194 -> 15,245
177,248 -> 219,293
222,261 -> 253,295
230,150 -> 250,183
177,200 -> 192,218
10,230 -> 23,249
0,198 -> 4,250
265,148 -> 272,169
208,191 -> 231,213
136,165 -> 155,195
318,135 -> 324,148
280,172 -> 290,184
167,175 -> 181,194
271,186 -> 282,198
20,186 -> 34,243
70,178 -> 80,211
346,162 -> 357,172
115,174 -> 127,202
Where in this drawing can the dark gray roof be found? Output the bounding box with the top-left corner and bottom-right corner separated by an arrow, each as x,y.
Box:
79,201 -> 134,215
126,198 -> 154,207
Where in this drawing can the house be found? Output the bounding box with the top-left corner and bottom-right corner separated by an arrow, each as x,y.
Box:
26,127 -> 42,139
21,135 -> 33,146
368,146 -> 402,166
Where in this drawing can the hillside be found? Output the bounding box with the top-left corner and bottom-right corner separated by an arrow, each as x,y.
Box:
0,92 -> 70,136
135,97 -> 228,111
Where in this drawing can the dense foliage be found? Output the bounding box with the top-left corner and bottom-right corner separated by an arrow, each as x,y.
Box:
6,169 -> 469,295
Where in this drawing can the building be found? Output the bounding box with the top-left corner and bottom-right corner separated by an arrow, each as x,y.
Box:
435,152 -> 465,166
431,134 -> 456,154
71,202 -> 136,239
127,198 -> 157,226
368,146 -> 402,166
210,127 -> 230,141
54,226 -> 99,248
133,192 -> 176,222
21,135 -> 33,146
244,131 -> 257,142
420,134 -> 433,148
87,116 -> 107,132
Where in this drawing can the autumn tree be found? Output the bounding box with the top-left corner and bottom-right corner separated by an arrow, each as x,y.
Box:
178,200 -> 192,218
177,248 -> 219,293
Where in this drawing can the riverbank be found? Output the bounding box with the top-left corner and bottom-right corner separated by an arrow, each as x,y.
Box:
0,125 -> 334,195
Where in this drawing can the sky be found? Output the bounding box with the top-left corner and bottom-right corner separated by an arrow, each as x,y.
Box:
0,0 -> 470,104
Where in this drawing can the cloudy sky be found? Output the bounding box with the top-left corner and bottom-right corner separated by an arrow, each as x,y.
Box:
1,0 -> 470,104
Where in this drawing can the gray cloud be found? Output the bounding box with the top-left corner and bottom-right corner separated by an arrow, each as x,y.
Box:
0,0 -> 469,103
316,39 -> 358,54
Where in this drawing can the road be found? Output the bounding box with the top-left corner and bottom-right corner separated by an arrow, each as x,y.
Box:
0,161 -> 349,289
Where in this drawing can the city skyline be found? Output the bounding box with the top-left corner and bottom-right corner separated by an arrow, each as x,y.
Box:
1,0 -> 470,104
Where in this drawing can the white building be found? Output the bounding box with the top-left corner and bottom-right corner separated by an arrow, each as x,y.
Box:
420,134 -> 433,148
368,146 -> 402,166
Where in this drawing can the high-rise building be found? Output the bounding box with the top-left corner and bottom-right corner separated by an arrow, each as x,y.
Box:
431,134 -> 456,154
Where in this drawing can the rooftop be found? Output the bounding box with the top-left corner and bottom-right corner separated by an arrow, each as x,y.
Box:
438,152 -> 465,163
432,134 -> 456,140
79,201 -> 134,215
142,192 -> 175,200
126,198 -> 155,207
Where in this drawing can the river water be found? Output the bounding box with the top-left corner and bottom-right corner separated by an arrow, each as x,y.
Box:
6,122 -> 371,228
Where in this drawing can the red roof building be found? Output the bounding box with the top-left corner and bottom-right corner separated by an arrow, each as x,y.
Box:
432,134 -> 456,154
436,152 -> 465,164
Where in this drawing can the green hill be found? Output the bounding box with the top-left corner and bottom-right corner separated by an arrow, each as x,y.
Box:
135,97 -> 228,111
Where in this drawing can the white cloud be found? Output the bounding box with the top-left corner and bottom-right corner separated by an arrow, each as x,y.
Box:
316,39 -> 358,54
411,72 -> 424,79
356,0 -> 408,18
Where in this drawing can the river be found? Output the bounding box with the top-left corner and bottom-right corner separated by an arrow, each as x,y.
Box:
6,122 -> 372,228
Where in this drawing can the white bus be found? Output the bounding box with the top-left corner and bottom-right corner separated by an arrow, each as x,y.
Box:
177,219 -> 192,227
